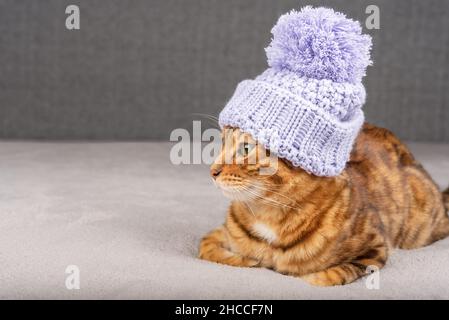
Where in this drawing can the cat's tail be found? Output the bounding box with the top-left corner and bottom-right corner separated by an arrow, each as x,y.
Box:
429,187 -> 449,242
444,187 -> 449,212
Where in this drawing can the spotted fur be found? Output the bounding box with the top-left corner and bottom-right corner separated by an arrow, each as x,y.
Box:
199,123 -> 449,286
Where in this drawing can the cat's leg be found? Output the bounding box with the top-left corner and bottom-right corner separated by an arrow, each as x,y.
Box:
301,247 -> 388,287
199,226 -> 259,267
301,263 -> 371,286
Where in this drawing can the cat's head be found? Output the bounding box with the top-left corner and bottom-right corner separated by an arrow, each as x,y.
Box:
210,127 -> 308,202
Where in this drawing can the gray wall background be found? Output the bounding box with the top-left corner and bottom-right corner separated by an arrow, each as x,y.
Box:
0,0 -> 448,141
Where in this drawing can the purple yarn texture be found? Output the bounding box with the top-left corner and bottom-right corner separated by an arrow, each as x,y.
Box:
219,6 -> 372,176
266,6 -> 372,84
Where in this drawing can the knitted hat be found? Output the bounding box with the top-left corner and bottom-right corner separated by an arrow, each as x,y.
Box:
218,6 -> 372,176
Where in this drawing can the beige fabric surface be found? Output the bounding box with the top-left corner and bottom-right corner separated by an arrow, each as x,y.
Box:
0,142 -> 448,299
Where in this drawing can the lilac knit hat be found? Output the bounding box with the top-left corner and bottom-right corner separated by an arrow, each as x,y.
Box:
218,6 -> 372,176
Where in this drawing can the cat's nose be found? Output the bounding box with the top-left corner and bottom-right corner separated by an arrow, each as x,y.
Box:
210,167 -> 222,179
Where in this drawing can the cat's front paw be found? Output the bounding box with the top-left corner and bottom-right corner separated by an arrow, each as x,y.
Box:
301,272 -> 339,287
199,227 -> 260,268
301,262 -> 367,286
200,247 -> 259,268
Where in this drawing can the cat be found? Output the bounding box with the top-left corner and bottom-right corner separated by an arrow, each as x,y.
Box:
198,123 -> 449,286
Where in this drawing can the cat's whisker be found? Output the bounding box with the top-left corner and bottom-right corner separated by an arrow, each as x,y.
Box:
191,112 -> 219,122
211,178 -> 219,188
192,113 -> 219,121
240,185 -> 298,210
243,200 -> 256,217
233,191 -> 256,217
241,181 -> 302,210
243,181 -> 301,208
191,113 -> 220,129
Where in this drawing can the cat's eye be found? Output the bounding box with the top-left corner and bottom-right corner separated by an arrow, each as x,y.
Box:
238,142 -> 256,157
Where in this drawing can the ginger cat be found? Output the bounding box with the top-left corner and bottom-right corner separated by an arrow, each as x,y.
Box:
199,123 -> 449,286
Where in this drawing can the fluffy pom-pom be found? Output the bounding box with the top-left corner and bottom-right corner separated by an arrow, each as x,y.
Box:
265,6 -> 372,83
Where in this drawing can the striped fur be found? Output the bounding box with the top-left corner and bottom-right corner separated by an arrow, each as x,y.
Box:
444,187 -> 449,212
199,123 -> 449,286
